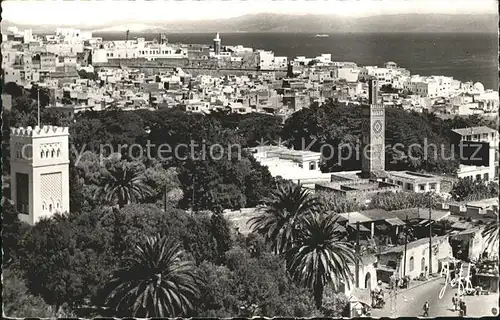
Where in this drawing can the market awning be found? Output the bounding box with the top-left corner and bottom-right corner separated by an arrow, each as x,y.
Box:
385,217 -> 406,226
349,224 -> 371,232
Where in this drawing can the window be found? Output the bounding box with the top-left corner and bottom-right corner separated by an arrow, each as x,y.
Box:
476,174 -> 481,181
419,184 -> 425,191
49,204 -> 52,212
307,161 -> 315,170
484,173 -> 489,181
409,256 -> 414,271
41,151 -> 44,158
406,183 -> 413,191
16,173 -> 29,214
430,183 -> 437,190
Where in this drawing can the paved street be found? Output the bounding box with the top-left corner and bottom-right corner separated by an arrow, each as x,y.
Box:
371,277 -> 499,317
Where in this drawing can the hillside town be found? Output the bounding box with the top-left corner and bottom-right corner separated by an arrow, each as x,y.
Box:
2,21 -> 499,320
2,27 -> 498,120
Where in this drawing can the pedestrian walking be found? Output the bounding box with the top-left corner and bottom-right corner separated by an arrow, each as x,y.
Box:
422,301 -> 430,317
462,301 -> 467,316
452,293 -> 458,311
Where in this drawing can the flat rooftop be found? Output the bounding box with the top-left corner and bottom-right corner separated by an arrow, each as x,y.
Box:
381,235 -> 449,255
452,126 -> 496,136
465,198 -> 498,208
250,145 -> 321,158
317,179 -> 399,192
387,171 -> 442,182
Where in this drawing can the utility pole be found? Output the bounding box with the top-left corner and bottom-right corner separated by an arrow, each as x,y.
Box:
403,215 -> 408,278
428,195 -> 433,274
355,221 -> 360,288
163,184 -> 167,212
191,175 -> 196,216
37,87 -> 41,127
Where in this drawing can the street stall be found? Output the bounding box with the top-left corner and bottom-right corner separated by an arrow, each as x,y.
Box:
475,259 -> 499,294
349,288 -> 372,317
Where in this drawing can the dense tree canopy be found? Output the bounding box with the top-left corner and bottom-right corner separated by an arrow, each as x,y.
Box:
5,87 -> 496,318
450,179 -> 498,202
282,101 -> 495,174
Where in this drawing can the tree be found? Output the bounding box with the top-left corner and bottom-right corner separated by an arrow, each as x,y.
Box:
482,206 -> 499,254
97,160 -> 153,208
2,268 -> 55,317
1,198 -> 28,265
316,191 -> 360,213
369,191 -> 444,211
18,213 -> 112,314
285,213 -> 356,309
450,179 -> 498,202
103,235 -> 201,317
4,82 -> 24,98
249,183 -> 322,254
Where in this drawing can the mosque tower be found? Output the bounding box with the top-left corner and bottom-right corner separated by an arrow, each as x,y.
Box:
10,125 -> 70,225
213,32 -> 221,56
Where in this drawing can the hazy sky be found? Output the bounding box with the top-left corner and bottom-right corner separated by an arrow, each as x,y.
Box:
3,0 -> 498,26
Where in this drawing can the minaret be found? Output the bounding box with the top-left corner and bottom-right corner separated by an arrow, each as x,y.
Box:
10,125 -> 70,225
213,32 -> 221,56
361,79 -> 386,179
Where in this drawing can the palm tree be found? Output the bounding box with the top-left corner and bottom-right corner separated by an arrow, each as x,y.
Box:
482,206 -> 499,254
249,183 -> 321,254
98,161 -> 152,208
104,235 -> 201,317
286,213 -> 357,309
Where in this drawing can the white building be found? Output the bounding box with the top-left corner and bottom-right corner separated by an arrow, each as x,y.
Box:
403,75 -> 454,98
359,66 -> 393,85
10,126 -> 70,225
249,146 -> 332,187
333,67 -> 360,82
56,28 -> 92,41
452,126 -> 499,182
257,50 -> 287,70
45,42 -> 84,55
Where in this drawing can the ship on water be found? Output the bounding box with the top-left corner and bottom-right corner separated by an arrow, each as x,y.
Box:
315,34 -> 329,38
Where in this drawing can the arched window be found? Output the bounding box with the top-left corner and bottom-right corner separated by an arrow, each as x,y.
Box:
421,257 -> 426,272
41,151 -> 44,158
42,202 -> 46,211
45,150 -> 49,157
51,150 -> 55,157
409,256 -> 415,271
57,149 -> 61,157
56,202 -> 60,210
49,204 -> 53,212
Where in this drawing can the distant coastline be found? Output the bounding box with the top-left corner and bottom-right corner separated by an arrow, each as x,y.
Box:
92,32 -> 498,89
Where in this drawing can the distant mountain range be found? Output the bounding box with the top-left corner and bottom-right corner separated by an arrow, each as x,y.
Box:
2,13 -> 498,34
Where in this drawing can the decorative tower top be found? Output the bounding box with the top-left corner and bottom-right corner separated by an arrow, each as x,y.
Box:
214,33 -> 220,42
